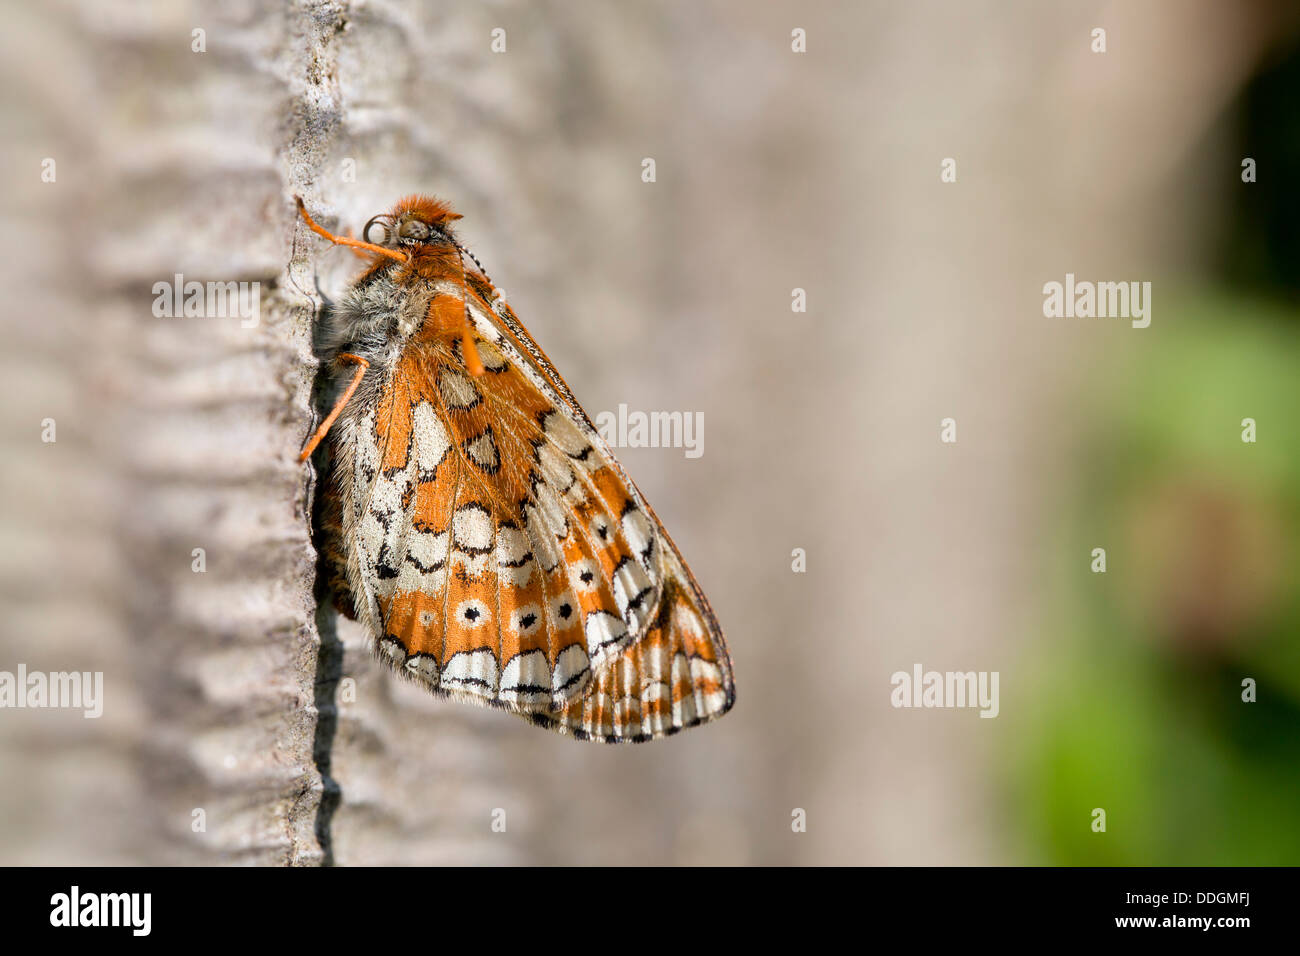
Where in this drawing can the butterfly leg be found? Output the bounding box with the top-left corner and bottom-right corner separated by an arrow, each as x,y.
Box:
294,195 -> 408,265
460,317 -> 486,377
297,353 -> 370,462
427,295 -> 486,376
341,228 -> 374,262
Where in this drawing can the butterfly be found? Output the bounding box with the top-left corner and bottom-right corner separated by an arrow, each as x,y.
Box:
293,195 -> 735,742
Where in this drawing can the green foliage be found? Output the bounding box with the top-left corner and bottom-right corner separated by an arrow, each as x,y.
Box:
1019,291 -> 1300,864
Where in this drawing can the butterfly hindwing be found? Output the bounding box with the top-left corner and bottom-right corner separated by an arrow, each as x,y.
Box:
524,545 -> 735,741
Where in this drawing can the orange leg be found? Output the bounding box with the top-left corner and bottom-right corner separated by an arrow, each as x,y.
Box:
298,353 -> 370,461
461,318 -> 486,377
450,247 -> 486,376
430,293 -> 486,376
294,196 -> 408,264
341,228 -> 374,262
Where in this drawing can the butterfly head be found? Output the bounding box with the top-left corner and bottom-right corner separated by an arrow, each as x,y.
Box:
362,195 -> 463,249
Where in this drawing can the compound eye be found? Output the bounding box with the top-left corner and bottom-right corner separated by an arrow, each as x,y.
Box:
363,216 -> 390,245
399,219 -> 430,240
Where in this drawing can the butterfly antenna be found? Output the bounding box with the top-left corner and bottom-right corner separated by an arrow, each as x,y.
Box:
460,243 -> 497,294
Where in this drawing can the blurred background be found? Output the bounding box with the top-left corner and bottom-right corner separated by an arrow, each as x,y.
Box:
0,0 -> 1297,865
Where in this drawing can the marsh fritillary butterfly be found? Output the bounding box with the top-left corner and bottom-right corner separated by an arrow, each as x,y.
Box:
294,195 -> 735,742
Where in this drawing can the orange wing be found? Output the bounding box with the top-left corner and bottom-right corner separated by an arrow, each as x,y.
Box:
526,554 -> 734,741
478,287 -> 735,740
325,277 -> 733,740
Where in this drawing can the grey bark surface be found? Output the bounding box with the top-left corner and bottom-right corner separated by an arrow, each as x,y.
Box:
0,0 -> 540,866
0,0 -> 1286,865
